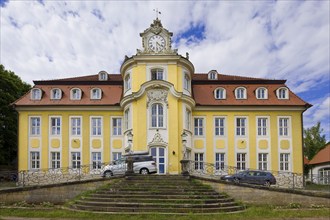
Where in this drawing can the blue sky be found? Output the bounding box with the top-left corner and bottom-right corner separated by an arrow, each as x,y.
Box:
0,1 -> 329,140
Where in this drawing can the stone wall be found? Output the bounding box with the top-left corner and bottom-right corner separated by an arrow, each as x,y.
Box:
197,178 -> 330,207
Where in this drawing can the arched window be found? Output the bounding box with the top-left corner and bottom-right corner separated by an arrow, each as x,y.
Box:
277,87 -> 289,99
184,73 -> 190,91
51,88 -> 62,100
256,87 -> 268,99
31,88 -> 42,100
70,88 -> 82,100
91,88 -> 102,99
235,87 -> 247,99
151,69 -> 163,80
98,71 -> 108,81
124,74 -> 131,91
151,103 -> 164,128
214,87 -> 226,99
208,70 -> 218,80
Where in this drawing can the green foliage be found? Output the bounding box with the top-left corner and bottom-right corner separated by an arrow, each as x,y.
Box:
0,64 -> 31,166
303,122 -> 327,160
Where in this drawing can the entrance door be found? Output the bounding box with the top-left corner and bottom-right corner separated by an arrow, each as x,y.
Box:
151,147 -> 166,174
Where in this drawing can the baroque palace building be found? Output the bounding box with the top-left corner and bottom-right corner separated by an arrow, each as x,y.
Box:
14,19 -> 311,175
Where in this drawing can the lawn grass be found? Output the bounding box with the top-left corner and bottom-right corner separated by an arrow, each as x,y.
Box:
0,206 -> 329,220
305,183 -> 330,191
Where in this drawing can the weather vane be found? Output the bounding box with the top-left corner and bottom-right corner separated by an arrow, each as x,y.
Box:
153,8 -> 161,19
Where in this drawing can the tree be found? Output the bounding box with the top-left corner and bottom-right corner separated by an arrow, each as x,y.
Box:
303,122 -> 327,160
0,64 -> 31,166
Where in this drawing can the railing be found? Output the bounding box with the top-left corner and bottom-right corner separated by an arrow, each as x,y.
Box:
182,160 -> 305,189
305,173 -> 330,185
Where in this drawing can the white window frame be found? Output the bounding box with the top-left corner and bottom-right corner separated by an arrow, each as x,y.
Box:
31,88 -> 42,100
124,73 -> 131,91
194,117 -> 204,136
51,88 -> 62,100
71,152 -> 81,169
257,117 -> 268,136
214,87 -> 226,99
70,88 -> 82,100
258,153 -> 268,170
70,117 -> 82,136
112,118 -> 122,136
194,153 -> 204,170
30,151 -> 40,169
98,71 -> 108,81
277,87 -> 289,99
215,153 -> 225,170
215,117 -> 225,136
91,88 -> 102,100
236,117 -> 247,136
235,87 -> 247,99
112,152 -> 122,161
30,116 -> 41,136
124,108 -> 131,130
50,152 -> 61,169
279,117 -> 290,137
279,153 -> 290,171
185,109 -> 191,130
151,68 -> 164,80
236,153 -> 246,170
183,73 -> 191,91
256,87 -> 268,99
50,116 -> 61,136
91,152 -> 102,170
91,117 -> 102,136
151,103 -> 164,128
208,70 -> 218,80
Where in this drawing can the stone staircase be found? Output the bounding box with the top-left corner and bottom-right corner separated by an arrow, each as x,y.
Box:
70,175 -> 245,214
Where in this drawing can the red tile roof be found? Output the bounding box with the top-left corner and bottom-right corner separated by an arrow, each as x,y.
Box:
309,143 -> 330,165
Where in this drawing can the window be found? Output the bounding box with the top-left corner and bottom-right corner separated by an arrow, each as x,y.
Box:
71,152 -> 81,169
71,117 -> 81,136
31,88 -> 42,100
185,109 -> 191,130
279,153 -> 290,171
151,103 -> 164,128
91,117 -> 102,136
236,117 -> 246,136
30,117 -> 41,135
112,152 -> 122,161
277,87 -> 289,99
215,153 -> 225,170
214,88 -> 226,99
30,152 -> 40,169
258,153 -> 268,170
50,117 -> 61,135
256,87 -> 267,99
124,74 -> 131,91
235,87 -> 247,99
124,108 -> 130,130
208,70 -> 218,80
194,153 -> 204,170
51,88 -> 62,100
92,152 -> 102,169
215,117 -> 225,136
91,88 -> 102,99
71,88 -> 82,100
51,152 -> 60,169
112,118 -> 122,136
184,74 -> 190,91
237,153 -> 246,170
257,118 -> 268,136
98,71 -> 108,81
151,69 -> 163,80
279,117 -> 289,136
194,118 -> 204,136
319,168 -> 330,184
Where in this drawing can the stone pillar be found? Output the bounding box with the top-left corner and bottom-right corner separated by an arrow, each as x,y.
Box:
125,157 -> 135,176
180,159 -> 190,176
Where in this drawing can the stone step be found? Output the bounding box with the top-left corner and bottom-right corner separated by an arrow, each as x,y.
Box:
99,187 -> 214,192
71,204 -> 244,213
88,193 -> 226,199
91,190 -> 220,195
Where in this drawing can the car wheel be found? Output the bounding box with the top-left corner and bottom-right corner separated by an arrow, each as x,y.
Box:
140,168 -> 149,175
234,178 -> 240,184
104,171 -> 113,178
264,181 -> 271,187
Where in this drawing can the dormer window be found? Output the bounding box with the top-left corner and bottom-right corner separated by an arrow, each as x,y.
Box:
256,87 -> 268,99
235,87 -> 247,99
184,73 -> 191,91
214,87 -> 226,99
277,87 -> 289,99
51,88 -> 62,100
31,88 -> 42,100
70,88 -> 82,100
98,71 -> 108,81
208,70 -> 218,80
151,69 -> 163,80
124,74 -> 131,91
91,88 -> 102,100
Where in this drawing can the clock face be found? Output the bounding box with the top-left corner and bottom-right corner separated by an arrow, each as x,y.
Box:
148,35 -> 165,52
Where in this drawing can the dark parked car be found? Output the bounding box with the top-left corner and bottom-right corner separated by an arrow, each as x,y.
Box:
221,170 -> 276,187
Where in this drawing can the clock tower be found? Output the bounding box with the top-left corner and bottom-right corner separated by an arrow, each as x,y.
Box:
137,18 -> 178,55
